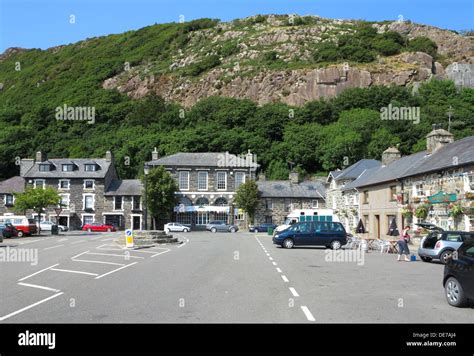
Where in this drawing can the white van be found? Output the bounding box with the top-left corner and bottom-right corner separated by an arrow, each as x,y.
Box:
0,214 -> 38,237
274,209 -> 339,234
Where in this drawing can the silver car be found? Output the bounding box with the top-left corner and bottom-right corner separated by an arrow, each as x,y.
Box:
205,220 -> 238,233
417,223 -> 474,264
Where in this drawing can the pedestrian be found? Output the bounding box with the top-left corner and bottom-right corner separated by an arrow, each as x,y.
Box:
397,226 -> 411,261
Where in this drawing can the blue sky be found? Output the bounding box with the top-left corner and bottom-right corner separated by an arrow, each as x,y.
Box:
0,0 -> 473,52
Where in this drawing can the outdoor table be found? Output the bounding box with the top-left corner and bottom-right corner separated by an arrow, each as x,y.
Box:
361,238 -> 378,250
387,240 -> 399,253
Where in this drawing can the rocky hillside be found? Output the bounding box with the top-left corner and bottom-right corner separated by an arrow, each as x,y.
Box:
99,14 -> 474,107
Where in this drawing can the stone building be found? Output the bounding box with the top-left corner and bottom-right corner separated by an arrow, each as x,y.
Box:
146,150 -> 258,228
19,151 -> 120,229
0,176 -> 25,215
343,129 -> 474,238
325,159 -> 381,232
254,172 -> 327,225
103,179 -> 143,230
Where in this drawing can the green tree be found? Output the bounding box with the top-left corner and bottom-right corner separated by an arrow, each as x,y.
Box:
407,37 -> 438,58
143,166 -> 179,228
13,187 -> 61,233
234,180 -> 260,226
367,128 -> 401,158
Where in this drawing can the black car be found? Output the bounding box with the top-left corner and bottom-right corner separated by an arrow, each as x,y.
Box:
249,223 -> 277,233
443,240 -> 474,307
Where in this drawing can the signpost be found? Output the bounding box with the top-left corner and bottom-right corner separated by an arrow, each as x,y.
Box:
125,229 -> 134,248
53,207 -> 62,235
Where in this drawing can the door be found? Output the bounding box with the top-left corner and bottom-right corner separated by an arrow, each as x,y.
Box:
132,216 -> 141,230
291,222 -> 313,245
375,215 -> 380,239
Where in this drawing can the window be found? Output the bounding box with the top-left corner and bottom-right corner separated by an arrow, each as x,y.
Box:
311,200 -> 319,208
59,180 -> 70,190
62,164 -> 74,172
445,234 -> 462,242
197,171 -> 208,191
284,199 -> 292,212
114,196 -> 123,210
179,171 -> 189,190
39,164 -> 50,172
59,194 -> 70,209
390,186 -> 397,201
84,195 -> 94,210
363,191 -> 369,204
235,172 -> 245,189
196,212 -> 209,225
215,197 -> 228,206
344,195 -> 349,205
84,180 -> 94,190
216,171 -> 227,190
85,164 -> 96,172
83,215 -> 94,225
34,179 -> 45,189
4,194 -> 14,206
265,216 -> 273,224
265,198 -> 273,210
196,197 -> 209,206
354,194 -> 359,204
132,196 -> 141,210
236,211 -> 245,221
464,246 -> 474,258
415,184 -> 425,196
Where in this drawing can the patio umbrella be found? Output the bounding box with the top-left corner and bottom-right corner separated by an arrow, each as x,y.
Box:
356,219 -> 366,233
387,217 -> 399,236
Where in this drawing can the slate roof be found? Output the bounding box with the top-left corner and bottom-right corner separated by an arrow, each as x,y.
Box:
21,159 -> 112,179
329,159 -> 381,181
343,135 -> 474,190
104,180 -> 142,196
257,180 -> 326,199
0,176 -> 25,194
146,152 -> 259,168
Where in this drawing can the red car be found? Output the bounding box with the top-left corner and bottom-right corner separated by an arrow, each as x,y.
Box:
82,223 -> 116,232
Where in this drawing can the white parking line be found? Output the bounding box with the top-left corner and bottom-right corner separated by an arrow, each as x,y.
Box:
177,243 -> 186,248
86,252 -> 144,259
151,249 -> 170,257
100,238 -> 115,241
72,259 -> 125,266
58,238 -> 68,242
71,240 -> 86,244
50,268 -> 99,276
276,267 -> 282,273
301,306 -> 315,321
0,292 -> 64,321
43,244 -> 64,250
95,262 -> 138,279
91,236 -> 103,241
71,251 -> 90,259
289,287 -> 299,297
281,275 -> 289,282
18,282 -> 61,293
269,257 -> 273,261
18,264 -> 60,282
272,262 -> 277,266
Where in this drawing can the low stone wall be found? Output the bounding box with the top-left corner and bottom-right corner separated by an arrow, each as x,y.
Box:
115,230 -> 179,247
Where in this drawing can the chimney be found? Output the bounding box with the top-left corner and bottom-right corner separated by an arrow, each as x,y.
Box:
105,150 -> 114,162
35,151 -> 47,162
426,126 -> 454,153
20,158 -> 34,177
258,173 -> 266,181
381,146 -> 401,166
289,171 -> 299,184
152,147 -> 159,161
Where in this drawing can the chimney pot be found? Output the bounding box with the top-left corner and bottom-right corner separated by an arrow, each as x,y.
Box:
381,147 -> 401,166
258,173 -> 266,181
105,151 -> 113,162
152,147 -> 159,161
289,171 -> 299,184
426,128 -> 454,153
35,151 -> 47,162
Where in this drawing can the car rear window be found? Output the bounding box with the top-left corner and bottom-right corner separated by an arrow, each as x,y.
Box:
445,233 -> 462,242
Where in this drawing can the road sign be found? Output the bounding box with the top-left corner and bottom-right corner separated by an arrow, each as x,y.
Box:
125,229 -> 134,248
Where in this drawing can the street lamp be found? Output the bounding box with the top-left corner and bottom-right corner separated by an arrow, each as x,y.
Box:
144,165 -> 150,230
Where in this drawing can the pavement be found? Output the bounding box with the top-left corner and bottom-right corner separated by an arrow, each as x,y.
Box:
0,230 -> 472,323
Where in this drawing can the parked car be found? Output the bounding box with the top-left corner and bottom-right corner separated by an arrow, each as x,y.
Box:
0,222 -> 18,239
443,240 -> 474,307
0,215 -> 37,237
164,222 -> 191,233
273,221 -> 347,249
205,221 -> 238,233
39,221 -> 68,232
82,223 -> 116,232
249,223 -> 277,233
417,222 -> 474,264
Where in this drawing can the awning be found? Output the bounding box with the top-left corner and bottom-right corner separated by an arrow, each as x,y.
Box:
174,205 -> 230,213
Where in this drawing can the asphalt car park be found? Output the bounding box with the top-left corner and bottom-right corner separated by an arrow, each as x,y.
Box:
1,230 -> 472,323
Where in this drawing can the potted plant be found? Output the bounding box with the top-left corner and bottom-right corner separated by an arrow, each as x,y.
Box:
401,208 -> 413,222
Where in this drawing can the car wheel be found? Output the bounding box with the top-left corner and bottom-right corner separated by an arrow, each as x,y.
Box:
445,277 -> 467,307
183,228 -> 189,233
17,231 -> 24,238
330,240 -> 342,250
420,256 -> 432,262
283,238 -> 294,249
230,227 -> 236,233
440,250 -> 454,264
107,228 -> 111,232
165,229 -> 170,234
87,228 -> 92,233
211,228 -> 217,233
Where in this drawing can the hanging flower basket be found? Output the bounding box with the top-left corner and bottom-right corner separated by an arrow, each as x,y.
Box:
449,203 -> 464,218
413,197 -> 421,204
465,192 -> 474,200
414,204 -> 429,220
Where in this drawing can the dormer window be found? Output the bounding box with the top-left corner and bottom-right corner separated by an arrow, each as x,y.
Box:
62,164 -> 74,172
39,164 -> 51,172
85,164 -> 96,172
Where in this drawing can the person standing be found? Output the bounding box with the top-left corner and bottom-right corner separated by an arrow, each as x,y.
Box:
397,226 -> 411,261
